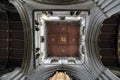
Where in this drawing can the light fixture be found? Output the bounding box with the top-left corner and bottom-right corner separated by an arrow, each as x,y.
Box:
41,14 -> 48,20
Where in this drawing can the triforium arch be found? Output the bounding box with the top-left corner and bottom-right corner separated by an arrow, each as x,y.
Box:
85,0 -> 120,79
9,0 -> 33,74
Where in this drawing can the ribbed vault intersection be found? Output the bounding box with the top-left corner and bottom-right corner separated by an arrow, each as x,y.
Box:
0,0 -> 120,80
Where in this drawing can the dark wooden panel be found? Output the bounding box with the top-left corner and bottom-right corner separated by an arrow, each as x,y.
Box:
0,49 -> 8,57
68,23 -> 79,34
9,30 -> 24,40
98,15 -> 119,66
0,58 -> 7,65
0,48 -> 8,66
0,12 -> 8,67
48,46 -> 58,56
68,46 -> 79,57
56,46 -> 68,57
57,22 -> 68,33
0,22 -> 9,30
9,49 -> 24,58
48,34 -> 57,46
69,34 -> 79,45
9,22 -> 23,30
103,16 -> 117,24
98,41 -> 115,48
9,40 -> 24,49
102,57 -> 117,66
0,12 -> 8,21
101,24 -> 117,33
0,40 -> 8,48
48,46 -> 68,57
47,22 -> 57,33
0,12 -> 24,67
48,46 -> 79,57
0,31 -> 8,39
8,12 -> 21,21
100,48 -> 116,56
7,58 -> 22,67
99,34 -> 115,40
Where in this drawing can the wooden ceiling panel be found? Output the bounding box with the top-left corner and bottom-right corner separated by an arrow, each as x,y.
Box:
0,31 -> 8,39
0,11 -> 24,68
9,40 -> 24,49
9,30 -> 24,40
0,22 -> 9,30
47,21 -> 80,57
0,12 -> 8,21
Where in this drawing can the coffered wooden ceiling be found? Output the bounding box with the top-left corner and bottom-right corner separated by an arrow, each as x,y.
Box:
0,11 -> 24,68
47,21 -> 80,57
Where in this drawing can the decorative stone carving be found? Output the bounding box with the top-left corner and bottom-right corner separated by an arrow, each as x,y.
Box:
49,72 -> 71,80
